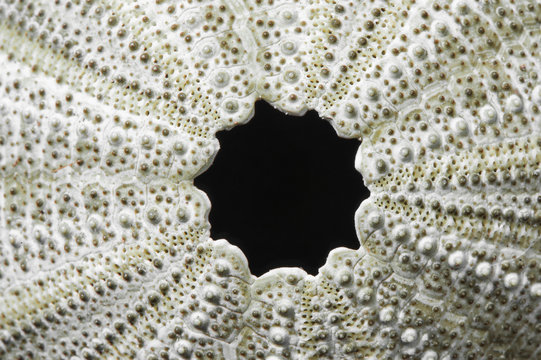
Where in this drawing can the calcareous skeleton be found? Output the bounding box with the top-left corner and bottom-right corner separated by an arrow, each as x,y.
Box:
0,0 -> 540,359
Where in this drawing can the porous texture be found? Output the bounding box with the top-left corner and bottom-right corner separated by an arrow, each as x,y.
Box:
0,0 -> 540,359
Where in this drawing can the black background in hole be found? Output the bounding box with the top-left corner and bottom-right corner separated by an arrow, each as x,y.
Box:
195,101 -> 370,276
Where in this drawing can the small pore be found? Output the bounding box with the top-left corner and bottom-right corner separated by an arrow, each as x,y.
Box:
195,101 -> 369,276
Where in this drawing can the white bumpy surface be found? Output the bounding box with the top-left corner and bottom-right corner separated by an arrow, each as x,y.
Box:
0,0 -> 540,359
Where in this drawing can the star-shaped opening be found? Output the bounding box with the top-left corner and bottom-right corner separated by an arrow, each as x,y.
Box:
196,101 -> 369,275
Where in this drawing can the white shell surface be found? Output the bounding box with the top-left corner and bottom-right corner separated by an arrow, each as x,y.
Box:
0,0 -> 540,359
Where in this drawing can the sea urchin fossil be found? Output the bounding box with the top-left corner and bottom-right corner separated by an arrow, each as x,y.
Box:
0,0 -> 540,359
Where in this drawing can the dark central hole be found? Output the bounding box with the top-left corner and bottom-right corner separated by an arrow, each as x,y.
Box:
195,101 -> 369,276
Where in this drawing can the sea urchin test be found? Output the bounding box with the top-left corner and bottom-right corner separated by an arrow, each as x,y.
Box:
0,0 -> 540,359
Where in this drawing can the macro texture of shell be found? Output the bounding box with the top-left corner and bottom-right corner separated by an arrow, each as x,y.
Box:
0,0 -> 540,359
